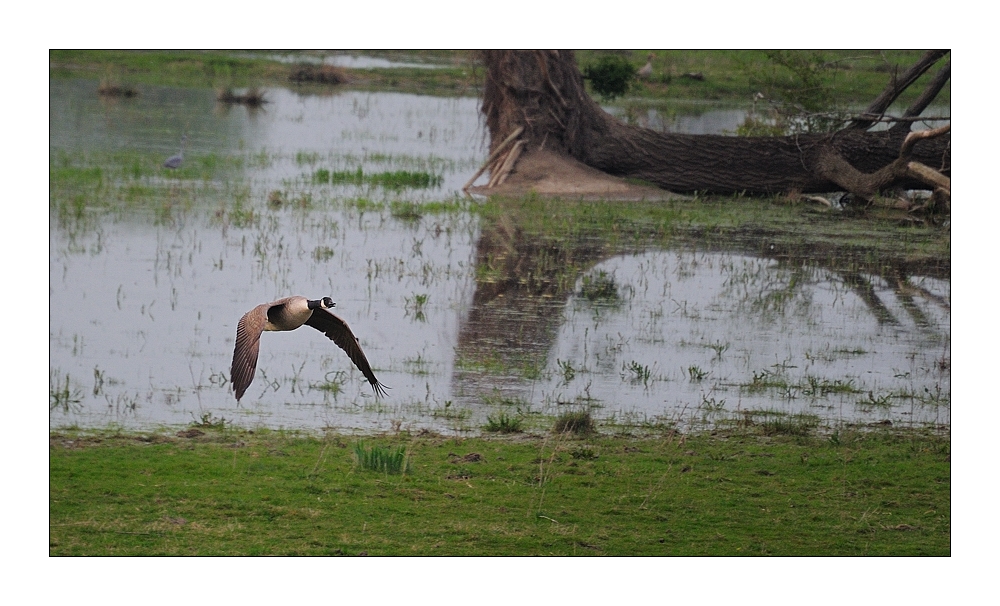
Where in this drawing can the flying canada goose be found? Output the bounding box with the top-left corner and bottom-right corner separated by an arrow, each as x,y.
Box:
230,296 -> 388,401
637,53 -> 654,80
163,134 -> 187,169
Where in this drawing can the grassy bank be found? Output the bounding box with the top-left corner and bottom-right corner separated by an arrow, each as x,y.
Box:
49,50 -> 948,105
577,49 -> 949,105
50,425 -> 950,555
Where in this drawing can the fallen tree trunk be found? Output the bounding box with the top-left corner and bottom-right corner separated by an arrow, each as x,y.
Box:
476,50 -> 950,203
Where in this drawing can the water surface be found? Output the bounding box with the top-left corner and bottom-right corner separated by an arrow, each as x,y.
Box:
49,78 -> 950,433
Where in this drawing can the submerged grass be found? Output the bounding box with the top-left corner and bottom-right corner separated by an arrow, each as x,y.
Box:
49,427 -> 950,555
314,167 -> 443,190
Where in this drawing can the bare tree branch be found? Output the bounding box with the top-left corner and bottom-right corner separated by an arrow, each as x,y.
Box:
906,162 -> 950,191
891,61 -> 951,132
815,125 -> 951,203
849,50 -> 949,130
901,124 -> 951,158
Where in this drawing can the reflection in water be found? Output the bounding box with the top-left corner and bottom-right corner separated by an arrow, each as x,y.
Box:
49,78 -> 950,433
452,210 -> 950,431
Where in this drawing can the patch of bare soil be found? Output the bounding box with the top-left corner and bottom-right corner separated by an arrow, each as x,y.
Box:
468,149 -> 682,201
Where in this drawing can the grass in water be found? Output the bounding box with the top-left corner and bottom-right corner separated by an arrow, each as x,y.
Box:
484,412 -> 523,433
313,167 -> 443,190
577,270 -> 622,305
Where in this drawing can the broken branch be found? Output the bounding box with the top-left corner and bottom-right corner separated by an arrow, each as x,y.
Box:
462,126 -> 524,191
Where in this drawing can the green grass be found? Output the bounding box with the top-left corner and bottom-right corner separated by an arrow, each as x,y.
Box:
50,49 -> 476,95
576,49 -> 949,106
353,441 -> 409,474
553,410 -> 595,436
314,167 -> 443,190
50,49 -> 292,89
50,50 -> 948,106
577,270 -> 621,305
484,412 -> 524,434
49,426 -> 950,555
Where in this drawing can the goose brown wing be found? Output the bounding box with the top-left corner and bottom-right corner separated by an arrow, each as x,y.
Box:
231,304 -> 269,401
305,308 -> 389,397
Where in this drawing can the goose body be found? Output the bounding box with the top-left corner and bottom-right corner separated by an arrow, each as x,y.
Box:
164,135 -> 187,169
637,54 -> 654,80
231,296 -> 388,401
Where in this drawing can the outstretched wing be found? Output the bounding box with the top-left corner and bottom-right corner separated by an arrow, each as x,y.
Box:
305,308 -> 389,397
231,304 -> 269,401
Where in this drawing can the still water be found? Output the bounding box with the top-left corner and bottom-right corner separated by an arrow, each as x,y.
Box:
49,78 -> 950,433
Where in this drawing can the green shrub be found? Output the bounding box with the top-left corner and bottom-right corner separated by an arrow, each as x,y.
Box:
583,55 -> 636,100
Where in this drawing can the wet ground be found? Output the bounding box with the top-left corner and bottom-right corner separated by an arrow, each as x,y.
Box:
49,76 -> 950,434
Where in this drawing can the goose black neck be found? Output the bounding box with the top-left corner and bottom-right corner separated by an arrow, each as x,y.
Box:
307,299 -> 322,310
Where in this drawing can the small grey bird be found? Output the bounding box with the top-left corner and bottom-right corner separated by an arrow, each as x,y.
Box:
230,296 -> 388,401
164,134 -> 187,169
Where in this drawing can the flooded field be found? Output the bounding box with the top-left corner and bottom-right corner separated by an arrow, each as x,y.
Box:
49,77 -> 950,434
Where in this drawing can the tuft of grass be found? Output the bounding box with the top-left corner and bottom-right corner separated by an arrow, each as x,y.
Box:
288,63 -> 349,85
431,401 -> 470,420
484,412 -> 523,434
802,376 -> 861,397
390,201 -> 424,220
191,412 -> 226,429
742,369 -> 787,393
217,87 -> 267,106
50,372 -> 82,413
312,371 -> 347,396
97,77 -> 139,98
314,167 -> 442,190
577,270 -> 621,305
312,246 -> 336,261
553,410 -> 595,436
353,441 -> 408,474
557,359 -> 576,384
623,360 -> 653,385
688,366 -> 709,381
708,341 -> 730,358
404,293 -> 429,321
750,411 -> 820,436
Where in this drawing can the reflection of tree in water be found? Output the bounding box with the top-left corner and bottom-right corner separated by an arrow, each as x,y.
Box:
454,213 -> 610,397
763,241 -> 950,328
453,205 -> 950,400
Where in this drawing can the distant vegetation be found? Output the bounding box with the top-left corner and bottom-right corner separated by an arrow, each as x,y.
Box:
49,50 -> 948,106
582,54 -> 636,100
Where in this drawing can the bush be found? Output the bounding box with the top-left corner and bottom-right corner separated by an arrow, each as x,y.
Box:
583,55 -> 636,101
